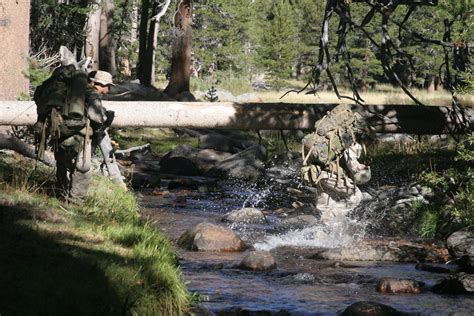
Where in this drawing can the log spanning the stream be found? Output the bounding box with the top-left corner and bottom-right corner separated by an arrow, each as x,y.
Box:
0,101 -> 472,134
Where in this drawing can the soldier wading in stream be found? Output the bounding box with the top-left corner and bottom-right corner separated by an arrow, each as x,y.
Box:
34,68 -> 117,203
301,104 -> 372,218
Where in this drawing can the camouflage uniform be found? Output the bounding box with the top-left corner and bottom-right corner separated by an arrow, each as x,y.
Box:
55,88 -> 107,202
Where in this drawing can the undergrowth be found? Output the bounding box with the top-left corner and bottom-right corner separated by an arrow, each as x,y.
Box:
414,135 -> 474,238
0,151 -> 190,315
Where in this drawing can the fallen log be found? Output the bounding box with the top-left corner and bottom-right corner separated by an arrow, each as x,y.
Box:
0,101 -> 472,134
0,127 -> 56,166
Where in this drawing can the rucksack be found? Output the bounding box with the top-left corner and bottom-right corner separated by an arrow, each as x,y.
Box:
301,104 -> 362,185
34,65 -> 89,155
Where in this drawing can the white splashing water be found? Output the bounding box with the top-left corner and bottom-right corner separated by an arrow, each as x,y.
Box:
254,211 -> 367,251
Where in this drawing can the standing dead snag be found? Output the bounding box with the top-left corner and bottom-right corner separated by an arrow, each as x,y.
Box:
164,0 -> 194,99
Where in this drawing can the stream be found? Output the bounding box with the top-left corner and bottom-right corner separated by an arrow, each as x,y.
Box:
139,178 -> 474,315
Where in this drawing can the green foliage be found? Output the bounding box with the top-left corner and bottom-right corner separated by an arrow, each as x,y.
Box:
255,0 -> 299,89
191,71 -> 253,96
27,57 -> 53,94
415,135 -> 474,237
30,1 -> 89,54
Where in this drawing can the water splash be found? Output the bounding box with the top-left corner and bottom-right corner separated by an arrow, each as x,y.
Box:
254,213 -> 367,251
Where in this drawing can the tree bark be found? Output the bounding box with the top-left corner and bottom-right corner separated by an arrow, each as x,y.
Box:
2,101 -> 472,135
99,0 -> 117,75
138,0 -> 151,84
85,0 -> 101,71
164,0 -> 193,97
0,127 -> 55,166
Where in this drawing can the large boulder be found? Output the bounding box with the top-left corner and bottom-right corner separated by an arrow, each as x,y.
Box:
376,278 -> 424,294
159,145 -> 231,176
342,301 -> 404,316
432,273 -> 474,294
446,227 -> 474,273
178,223 -> 244,252
199,133 -> 256,154
239,251 -> 276,271
206,145 -> 267,181
222,207 -> 266,224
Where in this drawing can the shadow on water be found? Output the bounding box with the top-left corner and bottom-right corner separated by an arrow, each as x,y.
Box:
0,203 -> 129,316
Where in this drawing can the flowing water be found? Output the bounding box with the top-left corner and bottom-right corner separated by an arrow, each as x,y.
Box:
141,179 -> 474,315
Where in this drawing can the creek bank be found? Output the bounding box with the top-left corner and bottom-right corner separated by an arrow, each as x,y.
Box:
114,130 -> 473,313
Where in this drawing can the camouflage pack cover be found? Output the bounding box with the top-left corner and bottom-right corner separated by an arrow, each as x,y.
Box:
34,65 -> 89,140
302,104 -> 360,166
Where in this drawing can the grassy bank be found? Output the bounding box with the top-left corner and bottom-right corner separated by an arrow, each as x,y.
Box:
0,151 -> 190,315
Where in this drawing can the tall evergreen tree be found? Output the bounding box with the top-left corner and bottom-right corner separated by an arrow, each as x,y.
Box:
255,0 -> 299,88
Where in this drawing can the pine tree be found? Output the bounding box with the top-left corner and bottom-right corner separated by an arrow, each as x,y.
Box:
255,0 -> 299,89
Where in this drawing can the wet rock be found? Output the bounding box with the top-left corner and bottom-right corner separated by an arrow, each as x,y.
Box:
446,227 -> 474,273
279,215 -> 319,230
178,223 -> 244,252
239,251 -> 276,271
188,305 -> 213,316
167,176 -> 217,191
342,301 -> 404,316
222,207 -> 266,224
432,273 -> 474,294
313,241 -> 448,262
129,172 -> 161,189
206,145 -> 267,181
216,307 -> 290,316
376,278 -> 424,294
415,263 -> 451,274
159,145 -> 231,176
199,133 -> 256,154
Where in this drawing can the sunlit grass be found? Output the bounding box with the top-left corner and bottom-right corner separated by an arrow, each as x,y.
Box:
0,151 -> 191,315
258,88 -> 474,107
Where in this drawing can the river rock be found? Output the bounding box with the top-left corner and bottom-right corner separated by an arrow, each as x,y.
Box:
199,133 -> 256,154
279,215 -> 319,230
312,241 -> 448,262
376,278 -> 424,294
222,207 -> 266,224
129,171 -> 161,189
342,301 -> 404,316
178,223 -> 244,252
239,251 -> 276,271
432,273 -> 474,294
159,145 -> 231,176
446,227 -> 474,273
206,145 -> 267,181
415,263 -> 451,274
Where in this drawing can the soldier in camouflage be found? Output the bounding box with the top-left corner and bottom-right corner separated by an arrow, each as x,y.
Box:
55,70 -> 114,202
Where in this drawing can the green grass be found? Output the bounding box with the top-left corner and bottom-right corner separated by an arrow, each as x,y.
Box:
112,127 -> 199,155
0,151 -> 191,315
365,135 -> 473,238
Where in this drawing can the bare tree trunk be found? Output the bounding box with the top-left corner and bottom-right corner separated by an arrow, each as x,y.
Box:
85,0 -> 101,71
141,0 -> 171,86
164,0 -> 193,98
141,2 -> 158,86
138,0 -> 151,84
99,0 -> 117,75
